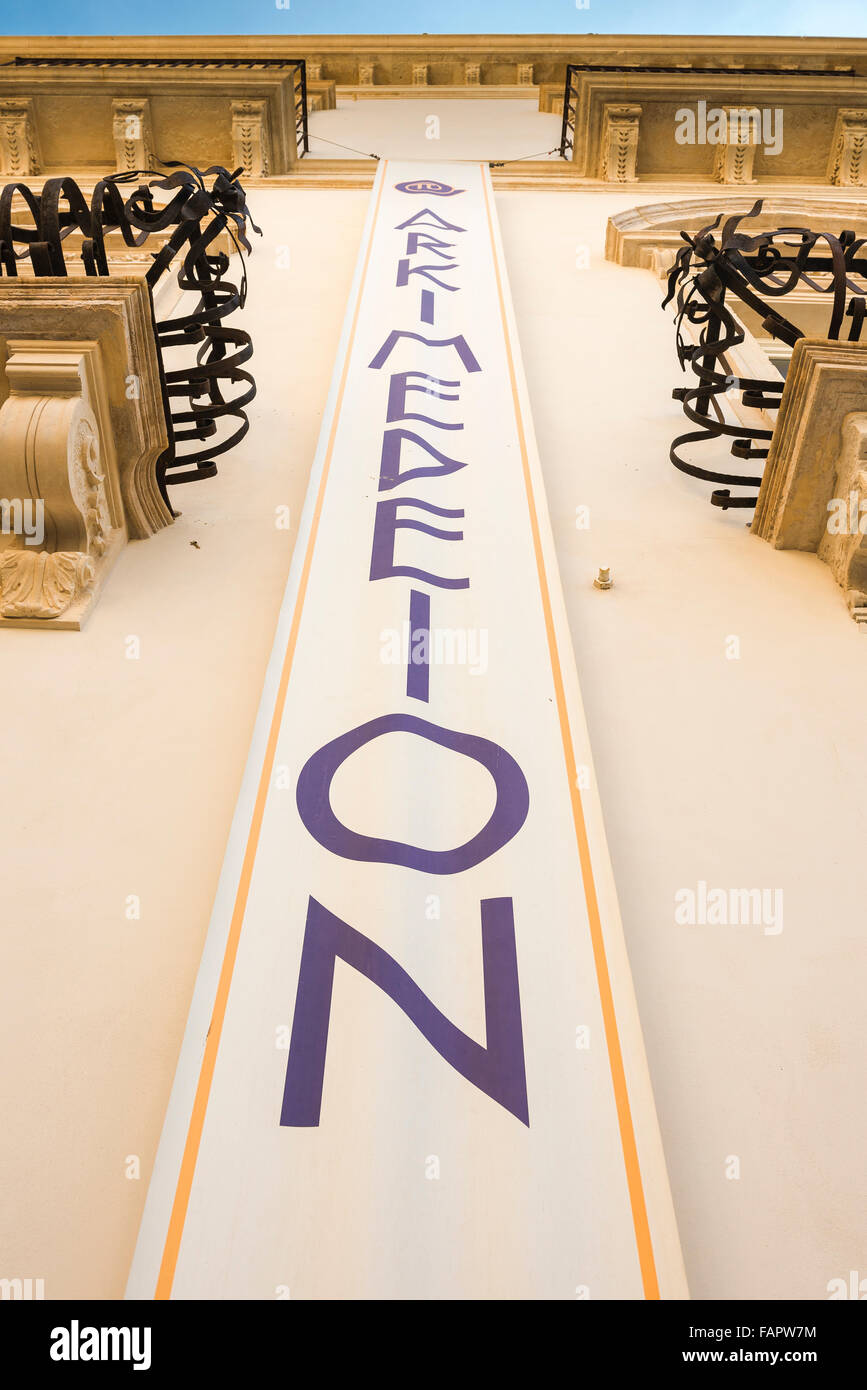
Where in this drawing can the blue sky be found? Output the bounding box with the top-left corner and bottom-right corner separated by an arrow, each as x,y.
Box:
1,0 -> 865,39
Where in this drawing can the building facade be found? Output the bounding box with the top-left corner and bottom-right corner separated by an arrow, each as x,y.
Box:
1,32 -> 865,1301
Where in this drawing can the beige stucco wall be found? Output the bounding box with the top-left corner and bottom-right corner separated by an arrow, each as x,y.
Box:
498,188 -> 867,1300
1,175 -> 864,1300
307,97 -> 563,161
0,188 -> 371,1299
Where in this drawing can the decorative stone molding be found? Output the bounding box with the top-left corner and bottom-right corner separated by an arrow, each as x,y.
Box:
412,64 -> 428,86
827,108 -> 867,186
465,63 -> 480,85
2,38 -> 867,184
751,339 -> 867,623
0,97 -> 41,177
231,99 -> 272,179
111,98 -> 155,174
820,415 -> 867,622
712,107 -> 759,184
565,69 -> 867,181
307,62 -> 322,81
0,62 -> 300,176
8,33 -> 864,80
0,549 -> 96,621
0,345 -> 120,626
538,84 -> 564,116
605,195 -> 867,272
307,80 -> 336,112
337,83 -> 546,104
0,278 -> 172,629
599,104 -> 641,182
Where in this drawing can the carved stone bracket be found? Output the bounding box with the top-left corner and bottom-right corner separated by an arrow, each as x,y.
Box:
599,104 -> 642,182
465,63 -> 480,86
0,347 -> 118,625
537,84 -> 564,116
0,97 -> 41,177
307,80 -> 336,112
0,278 -> 172,630
231,99 -> 273,179
358,64 -> 374,86
827,108 -> 867,186
752,339 -> 867,623
712,107 -> 759,184
412,64 -> 428,87
0,549 -> 95,620
111,98 -> 155,174
517,64 -> 534,87
819,414 -> 867,619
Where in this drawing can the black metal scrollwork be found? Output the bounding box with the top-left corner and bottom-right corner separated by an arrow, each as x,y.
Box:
0,162 -> 262,503
663,199 -> 867,510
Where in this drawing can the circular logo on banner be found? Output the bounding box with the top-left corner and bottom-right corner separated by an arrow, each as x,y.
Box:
394,179 -> 464,197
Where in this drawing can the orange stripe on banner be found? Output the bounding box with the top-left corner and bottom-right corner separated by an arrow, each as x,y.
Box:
154,163 -> 389,1300
480,171 -> 660,1300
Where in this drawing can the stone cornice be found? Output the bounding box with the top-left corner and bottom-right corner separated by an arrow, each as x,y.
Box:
4,36 -> 866,186
2,35 -> 866,64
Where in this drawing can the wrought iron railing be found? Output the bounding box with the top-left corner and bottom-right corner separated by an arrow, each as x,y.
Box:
0,163 -> 262,500
662,199 -> 867,509
558,65 -> 581,160
293,61 -> 310,161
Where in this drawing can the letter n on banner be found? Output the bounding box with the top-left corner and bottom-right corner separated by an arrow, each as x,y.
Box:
281,896 -> 530,1126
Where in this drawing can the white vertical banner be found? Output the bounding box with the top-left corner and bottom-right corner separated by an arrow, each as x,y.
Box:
127,162 -> 687,1301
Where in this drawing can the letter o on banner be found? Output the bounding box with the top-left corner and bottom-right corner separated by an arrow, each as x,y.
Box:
296,713 -> 529,873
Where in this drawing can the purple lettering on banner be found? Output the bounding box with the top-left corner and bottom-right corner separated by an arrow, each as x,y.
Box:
406,588 -> 430,702
396,259 -> 459,292
386,372 -> 463,432
378,428 -> 466,491
295,713 -> 530,872
405,232 -> 456,260
370,496 -> 468,589
394,208 -> 466,233
420,289 -> 435,325
369,331 -> 481,373
280,894 -> 529,1127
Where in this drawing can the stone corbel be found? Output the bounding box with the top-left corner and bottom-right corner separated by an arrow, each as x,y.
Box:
112,98 -> 155,174
818,415 -> 867,619
751,339 -> 867,624
0,97 -> 41,177
465,63 -> 480,86
516,65 -> 534,87
0,347 -> 120,624
827,109 -> 867,187
231,99 -> 273,178
412,64 -> 428,87
599,104 -> 642,182
306,81 -> 336,113
0,278 -> 172,630
713,107 -> 758,184
358,64 -> 374,86
538,85 -> 564,116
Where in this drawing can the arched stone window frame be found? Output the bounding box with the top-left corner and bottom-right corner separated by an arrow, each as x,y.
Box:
605,194 -> 867,437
